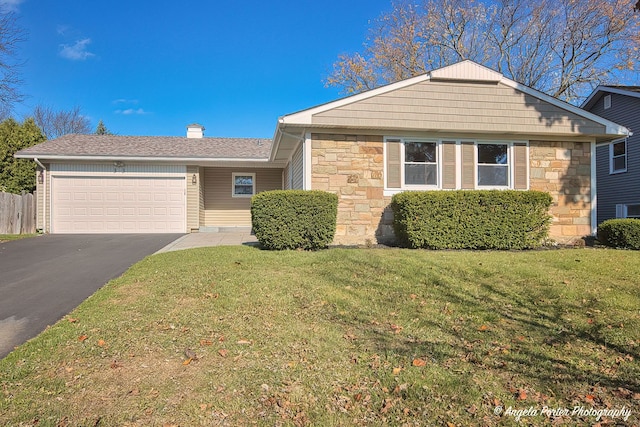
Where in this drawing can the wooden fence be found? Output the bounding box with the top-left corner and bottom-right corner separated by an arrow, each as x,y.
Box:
0,191 -> 36,234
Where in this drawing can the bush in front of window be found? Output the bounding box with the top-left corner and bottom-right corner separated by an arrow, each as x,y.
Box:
391,190 -> 552,249
597,219 -> 640,250
251,190 -> 338,250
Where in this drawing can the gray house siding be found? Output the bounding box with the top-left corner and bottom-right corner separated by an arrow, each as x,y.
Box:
586,91 -> 640,224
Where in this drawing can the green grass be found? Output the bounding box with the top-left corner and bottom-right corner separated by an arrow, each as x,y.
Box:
0,234 -> 37,242
1,247 -> 639,426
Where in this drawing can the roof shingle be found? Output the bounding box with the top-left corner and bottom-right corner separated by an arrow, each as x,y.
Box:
16,134 -> 272,159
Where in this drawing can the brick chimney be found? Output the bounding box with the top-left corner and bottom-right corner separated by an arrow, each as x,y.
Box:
186,123 -> 205,138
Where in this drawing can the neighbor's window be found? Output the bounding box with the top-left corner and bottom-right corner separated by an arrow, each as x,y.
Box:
404,141 -> 437,186
626,204 -> 640,219
477,143 -> 509,186
232,173 -> 255,197
610,139 -> 627,174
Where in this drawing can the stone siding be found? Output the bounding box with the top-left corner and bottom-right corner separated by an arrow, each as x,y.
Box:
529,141 -> 592,243
311,134 -> 593,245
311,133 -> 390,245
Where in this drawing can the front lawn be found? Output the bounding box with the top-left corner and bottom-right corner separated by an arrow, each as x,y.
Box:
0,234 -> 37,243
1,247 -> 639,426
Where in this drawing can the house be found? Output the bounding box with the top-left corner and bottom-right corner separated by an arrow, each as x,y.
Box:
16,61 -> 629,244
582,86 -> 639,224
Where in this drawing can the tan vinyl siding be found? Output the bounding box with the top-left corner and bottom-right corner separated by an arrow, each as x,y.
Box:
35,166 -> 44,230
461,142 -> 475,189
199,167 -> 205,226
186,166 -> 199,231
291,144 -> 304,190
313,81 -> 606,135
513,143 -> 528,190
283,162 -> 291,190
386,139 -> 401,188
203,167 -> 282,227
442,141 -> 457,189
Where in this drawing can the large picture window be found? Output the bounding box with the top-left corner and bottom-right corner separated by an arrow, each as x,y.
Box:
610,139 -> 627,174
477,143 -> 509,187
404,141 -> 437,186
232,173 -> 255,197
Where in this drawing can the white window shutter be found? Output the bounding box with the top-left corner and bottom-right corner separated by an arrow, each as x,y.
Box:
616,204 -> 626,218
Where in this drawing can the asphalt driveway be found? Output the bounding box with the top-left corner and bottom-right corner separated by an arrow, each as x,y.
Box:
0,234 -> 183,359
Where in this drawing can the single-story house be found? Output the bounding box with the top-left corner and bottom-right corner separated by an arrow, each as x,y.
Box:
582,86 -> 639,224
16,60 -> 629,244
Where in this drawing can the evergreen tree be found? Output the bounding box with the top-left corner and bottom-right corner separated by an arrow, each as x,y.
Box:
0,118 -> 45,193
95,119 -> 112,135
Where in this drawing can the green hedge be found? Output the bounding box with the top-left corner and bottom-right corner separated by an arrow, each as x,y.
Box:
391,190 -> 552,250
597,219 -> 640,249
251,190 -> 338,250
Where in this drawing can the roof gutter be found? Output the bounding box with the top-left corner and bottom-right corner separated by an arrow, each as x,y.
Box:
13,154 -> 274,163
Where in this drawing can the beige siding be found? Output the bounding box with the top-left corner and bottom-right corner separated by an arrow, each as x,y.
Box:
313,81 -> 606,136
283,162 -> 291,190
186,166 -> 200,231
291,144 -> 304,190
198,167 -> 205,226
35,166 -> 44,230
202,167 -> 282,227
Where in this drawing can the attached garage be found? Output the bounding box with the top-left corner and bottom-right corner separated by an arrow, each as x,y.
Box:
50,164 -> 186,234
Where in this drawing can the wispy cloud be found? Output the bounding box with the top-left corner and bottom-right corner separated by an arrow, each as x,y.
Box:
115,108 -> 149,115
112,98 -> 139,105
59,38 -> 95,61
0,0 -> 26,13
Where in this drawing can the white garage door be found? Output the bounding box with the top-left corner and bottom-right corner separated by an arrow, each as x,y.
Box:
52,176 -> 186,233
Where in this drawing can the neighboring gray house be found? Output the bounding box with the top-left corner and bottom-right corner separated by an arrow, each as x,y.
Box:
583,86 -> 639,224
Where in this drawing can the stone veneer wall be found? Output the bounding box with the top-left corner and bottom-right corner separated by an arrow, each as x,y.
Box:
529,141 -> 592,243
311,133 -> 391,245
311,134 -> 593,245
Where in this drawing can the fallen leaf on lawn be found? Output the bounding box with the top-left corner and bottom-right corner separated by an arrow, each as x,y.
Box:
409,294 -> 417,300
218,349 -> 228,357
447,422 -> 456,427
517,390 -> 527,400
390,324 -> 403,334
587,318 -> 594,324
199,404 -> 208,411
182,358 -> 193,366
110,361 -> 122,369
354,393 -> 362,401
380,398 -> 394,413
78,335 -> 88,342
237,339 -> 251,345
478,325 -> 489,332
467,404 -> 478,414
585,394 -> 595,403
200,339 -> 213,346
412,358 -> 427,367
67,317 -> 78,323
393,367 -> 402,375
97,339 -> 106,347
129,387 -> 140,396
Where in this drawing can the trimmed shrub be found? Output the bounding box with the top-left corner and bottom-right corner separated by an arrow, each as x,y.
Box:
391,190 -> 552,250
251,190 -> 338,250
597,219 -> 640,249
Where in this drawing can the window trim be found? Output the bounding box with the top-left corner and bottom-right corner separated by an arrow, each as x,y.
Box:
383,137 -> 526,195
618,203 -> 640,219
231,172 -> 256,198
609,138 -> 627,175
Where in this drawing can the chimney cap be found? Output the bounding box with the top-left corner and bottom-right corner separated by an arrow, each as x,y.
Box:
186,123 -> 205,129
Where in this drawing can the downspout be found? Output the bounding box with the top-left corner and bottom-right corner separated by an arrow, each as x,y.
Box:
34,158 -> 46,233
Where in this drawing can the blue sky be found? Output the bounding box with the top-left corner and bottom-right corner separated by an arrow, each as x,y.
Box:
7,0 -> 392,137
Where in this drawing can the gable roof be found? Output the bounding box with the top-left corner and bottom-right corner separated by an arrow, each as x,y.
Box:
582,85 -> 640,110
15,134 -> 273,162
272,60 -> 629,161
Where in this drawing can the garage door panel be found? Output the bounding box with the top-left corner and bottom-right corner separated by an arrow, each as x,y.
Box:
53,176 -> 185,233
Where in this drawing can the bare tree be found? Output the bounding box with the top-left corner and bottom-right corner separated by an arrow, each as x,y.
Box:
31,105 -> 91,139
0,11 -> 26,119
327,0 -> 640,103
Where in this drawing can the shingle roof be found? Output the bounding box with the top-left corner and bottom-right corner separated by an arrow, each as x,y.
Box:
601,85 -> 640,92
15,134 -> 272,159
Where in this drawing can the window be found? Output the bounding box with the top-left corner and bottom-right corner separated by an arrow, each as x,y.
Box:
627,204 -> 640,218
404,141 -> 437,186
477,143 -> 509,186
610,139 -> 627,174
232,173 -> 255,197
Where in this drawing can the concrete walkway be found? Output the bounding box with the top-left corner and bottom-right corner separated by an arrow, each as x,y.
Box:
156,231 -> 259,253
